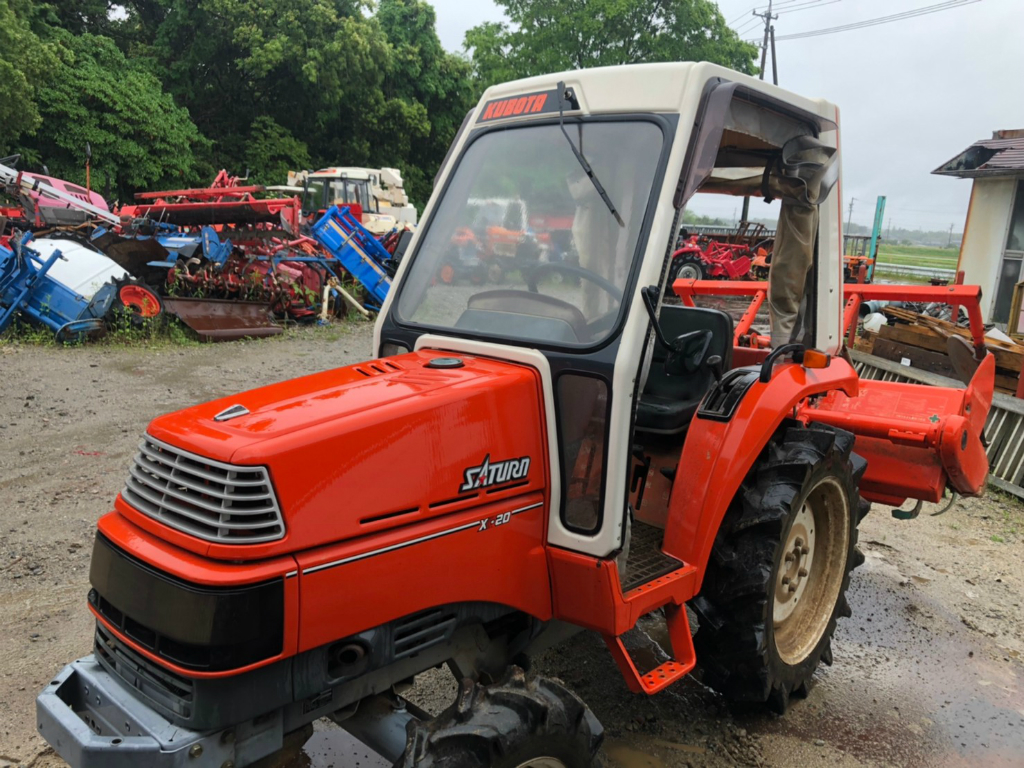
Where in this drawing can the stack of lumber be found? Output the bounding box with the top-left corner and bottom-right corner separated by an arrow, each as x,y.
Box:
855,307 -> 1024,396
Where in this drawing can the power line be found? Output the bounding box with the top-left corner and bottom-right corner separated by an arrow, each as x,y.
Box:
734,0 -> 810,26
756,0 -> 982,42
777,0 -> 843,15
770,0 -> 827,12
728,5 -> 759,26
734,17 -> 764,35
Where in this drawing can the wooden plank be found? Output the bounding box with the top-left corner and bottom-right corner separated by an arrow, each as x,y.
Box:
879,310 -> 1023,373
877,323 -> 947,354
853,330 -> 876,354
997,373 -> 1020,392
871,338 -> 958,378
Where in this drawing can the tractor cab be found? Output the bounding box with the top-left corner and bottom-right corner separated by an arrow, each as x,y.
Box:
376,63 -> 845,561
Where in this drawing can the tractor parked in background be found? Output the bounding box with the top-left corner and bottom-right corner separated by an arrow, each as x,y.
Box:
289,166 -> 418,235
669,232 -> 754,281
38,62 -> 994,768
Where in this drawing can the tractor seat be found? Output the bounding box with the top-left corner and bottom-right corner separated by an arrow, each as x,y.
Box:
636,306 -> 733,435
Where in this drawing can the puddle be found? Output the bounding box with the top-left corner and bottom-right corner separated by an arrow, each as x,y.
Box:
605,740 -> 669,768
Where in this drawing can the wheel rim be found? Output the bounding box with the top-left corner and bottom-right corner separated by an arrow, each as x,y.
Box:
678,263 -> 702,280
514,759 -> 567,768
119,285 -> 160,317
773,476 -> 850,666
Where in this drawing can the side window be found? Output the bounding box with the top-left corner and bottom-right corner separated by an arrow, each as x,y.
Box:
557,374 -> 609,533
993,182 -> 1024,323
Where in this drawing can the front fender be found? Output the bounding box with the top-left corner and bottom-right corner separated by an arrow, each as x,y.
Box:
661,359 -> 858,592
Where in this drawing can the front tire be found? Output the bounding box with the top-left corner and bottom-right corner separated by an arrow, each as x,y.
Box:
397,667 -> 603,768
692,424 -> 869,713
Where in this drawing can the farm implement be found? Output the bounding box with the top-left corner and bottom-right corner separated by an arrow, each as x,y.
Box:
0,233 -> 155,341
668,224 -> 774,283
37,62 -> 995,768
93,174 -> 408,336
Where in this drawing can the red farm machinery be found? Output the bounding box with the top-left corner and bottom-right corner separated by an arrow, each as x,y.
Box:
36,63 -> 994,768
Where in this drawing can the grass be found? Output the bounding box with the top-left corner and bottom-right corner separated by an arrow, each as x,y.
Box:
874,244 -> 959,270
0,309 -> 363,349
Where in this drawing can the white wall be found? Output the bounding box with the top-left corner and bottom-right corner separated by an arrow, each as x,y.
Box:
957,177 -> 1016,321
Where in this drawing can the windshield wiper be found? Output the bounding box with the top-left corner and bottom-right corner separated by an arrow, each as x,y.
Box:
556,81 -> 624,228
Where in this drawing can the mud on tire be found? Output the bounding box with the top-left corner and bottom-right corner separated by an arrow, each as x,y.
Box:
397,666 -> 603,768
692,423 -> 869,713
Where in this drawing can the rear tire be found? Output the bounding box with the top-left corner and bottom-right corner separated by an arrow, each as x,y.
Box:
675,254 -> 706,281
692,424 -> 869,713
397,667 -> 603,768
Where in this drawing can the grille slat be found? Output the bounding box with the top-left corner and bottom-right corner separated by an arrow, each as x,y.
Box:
95,623 -> 194,719
137,441 -> 266,486
132,455 -> 274,501
122,435 -> 285,544
393,609 -> 457,659
128,463 -> 277,515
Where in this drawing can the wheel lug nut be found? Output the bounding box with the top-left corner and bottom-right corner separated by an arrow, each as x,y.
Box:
784,553 -> 795,563
794,538 -> 804,548
788,583 -> 798,593
798,568 -> 808,577
801,546 -> 810,555
781,576 -> 790,585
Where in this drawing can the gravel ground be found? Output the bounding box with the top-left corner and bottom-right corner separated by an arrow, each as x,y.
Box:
0,322 -> 1022,768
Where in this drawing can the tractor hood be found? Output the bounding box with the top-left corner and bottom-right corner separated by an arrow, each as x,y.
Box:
136,350 -> 546,559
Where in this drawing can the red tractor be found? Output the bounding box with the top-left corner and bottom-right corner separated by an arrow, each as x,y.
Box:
669,233 -> 755,281
38,63 -> 994,768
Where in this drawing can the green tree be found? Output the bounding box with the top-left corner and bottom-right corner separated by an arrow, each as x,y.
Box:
147,1 -> 395,177
375,0 -> 474,204
465,0 -> 758,87
243,116 -> 312,187
16,30 -> 205,199
142,0 -> 471,205
0,0 -> 56,155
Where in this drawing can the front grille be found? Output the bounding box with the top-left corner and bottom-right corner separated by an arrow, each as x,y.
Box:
94,621 -> 194,720
122,435 -> 284,544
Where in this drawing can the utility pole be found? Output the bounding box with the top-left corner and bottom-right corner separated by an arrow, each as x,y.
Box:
947,222 -> 954,247
770,25 -> 778,85
742,2 -> 779,228
755,2 -> 779,82
846,197 -> 856,233
886,218 -> 892,240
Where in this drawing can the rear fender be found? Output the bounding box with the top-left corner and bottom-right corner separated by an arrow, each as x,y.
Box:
661,358 -> 859,590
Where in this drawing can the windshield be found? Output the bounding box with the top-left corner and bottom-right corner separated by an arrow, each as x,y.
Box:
329,179 -> 371,210
396,120 -> 664,347
302,180 -> 326,212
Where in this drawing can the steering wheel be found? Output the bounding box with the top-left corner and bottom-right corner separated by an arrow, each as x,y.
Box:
525,262 -> 623,305
665,329 -> 713,376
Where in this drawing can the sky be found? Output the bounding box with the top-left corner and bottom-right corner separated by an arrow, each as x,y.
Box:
429,0 -> 1023,233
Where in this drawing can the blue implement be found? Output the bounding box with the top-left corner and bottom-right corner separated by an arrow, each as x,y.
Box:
310,205 -> 392,308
